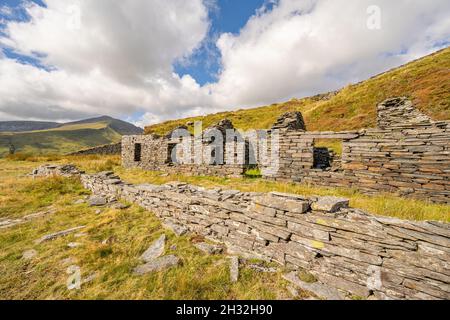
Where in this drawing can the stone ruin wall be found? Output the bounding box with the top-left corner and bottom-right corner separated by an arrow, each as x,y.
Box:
122,128 -> 247,178
77,170 -> 450,300
122,97 -> 450,203
69,143 -> 122,156
266,124 -> 450,203
265,98 -> 450,203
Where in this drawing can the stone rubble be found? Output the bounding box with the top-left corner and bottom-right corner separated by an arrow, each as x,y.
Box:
78,170 -> 450,300
69,143 -> 121,156
247,264 -> 278,273
271,112 -> 306,131
88,195 -> 108,207
283,272 -> 344,300
162,220 -> 188,236
22,249 -> 38,260
194,242 -> 223,255
0,207 -> 56,230
35,226 -> 86,244
133,255 -> 181,275
122,98 -> 449,204
230,256 -> 240,283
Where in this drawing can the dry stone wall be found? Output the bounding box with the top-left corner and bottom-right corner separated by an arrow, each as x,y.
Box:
69,143 -> 121,156
79,171 -> 450,300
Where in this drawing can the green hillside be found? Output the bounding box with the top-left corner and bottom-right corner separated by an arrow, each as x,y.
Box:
145,47 -> 450,135
0,117 -> 142,156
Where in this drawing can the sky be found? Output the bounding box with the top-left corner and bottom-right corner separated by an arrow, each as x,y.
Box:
0,0 -> 449,127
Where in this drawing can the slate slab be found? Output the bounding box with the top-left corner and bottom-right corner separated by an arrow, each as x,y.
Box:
134,255 -> 180,275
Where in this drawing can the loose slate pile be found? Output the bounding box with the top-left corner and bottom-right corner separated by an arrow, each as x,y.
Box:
31,164 -> 84,177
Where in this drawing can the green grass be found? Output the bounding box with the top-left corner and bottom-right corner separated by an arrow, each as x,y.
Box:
145,47 -> 450,136
244,168 -> 262,178
0,126 -> 122,156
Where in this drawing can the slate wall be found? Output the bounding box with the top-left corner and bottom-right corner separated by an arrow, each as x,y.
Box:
69,143 -> 122,156
80,171 -> 450,300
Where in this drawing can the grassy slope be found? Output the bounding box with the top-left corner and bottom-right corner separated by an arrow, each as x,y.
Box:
0,122 -> 122,156
146,47 -> 450,135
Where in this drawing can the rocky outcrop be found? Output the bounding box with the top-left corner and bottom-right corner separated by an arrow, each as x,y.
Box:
0,207 -> 57,230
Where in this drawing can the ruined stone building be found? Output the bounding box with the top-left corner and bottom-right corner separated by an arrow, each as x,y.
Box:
122,97 -> 450,203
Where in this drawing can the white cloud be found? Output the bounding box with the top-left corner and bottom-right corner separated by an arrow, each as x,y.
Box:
0,0 -> 449,125
208,0 -> 450,108
0,0 -> 211,122
0,6 -> 13,17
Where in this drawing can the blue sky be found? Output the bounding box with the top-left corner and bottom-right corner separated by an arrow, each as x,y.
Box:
0,0 -> 47,66
176,0 -> 269,85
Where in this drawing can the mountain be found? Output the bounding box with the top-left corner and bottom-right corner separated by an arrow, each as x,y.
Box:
0,115 -> 143,135
64,116 -> 143,135
0,116 -> 142,156
145,47 -> 450,135
0,121 -> 60,132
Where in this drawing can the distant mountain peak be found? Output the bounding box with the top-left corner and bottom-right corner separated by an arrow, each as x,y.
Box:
0,115 -> 143,135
